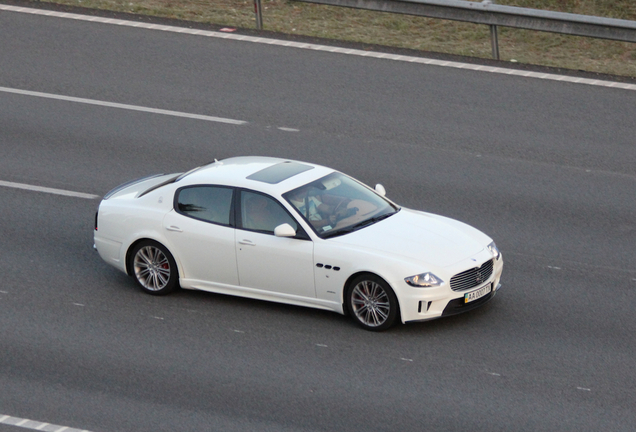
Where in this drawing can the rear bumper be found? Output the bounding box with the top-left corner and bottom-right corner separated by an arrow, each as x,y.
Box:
94,235 -> 126,274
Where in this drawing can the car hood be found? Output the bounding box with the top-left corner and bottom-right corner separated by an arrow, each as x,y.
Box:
329,208 -> 489,268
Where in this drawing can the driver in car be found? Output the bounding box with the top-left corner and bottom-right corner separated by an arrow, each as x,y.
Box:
289,189 -> 357,230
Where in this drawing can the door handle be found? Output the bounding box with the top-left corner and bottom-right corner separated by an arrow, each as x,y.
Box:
166,225 -> 183,232
238,239 -> 255,246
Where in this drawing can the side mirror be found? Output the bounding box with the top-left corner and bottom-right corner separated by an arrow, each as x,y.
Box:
375,184 -> 386,197
274,223 -> 296,238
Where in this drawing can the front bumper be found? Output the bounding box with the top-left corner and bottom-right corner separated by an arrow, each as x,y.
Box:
441,283 -> 501,317
402,254 -> 503,323
404,283 -> 501,323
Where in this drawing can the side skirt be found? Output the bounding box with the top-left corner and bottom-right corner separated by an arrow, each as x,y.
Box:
180,279 -> 345,315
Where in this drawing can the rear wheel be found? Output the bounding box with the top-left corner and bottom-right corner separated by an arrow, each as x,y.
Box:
130,240 -> 178,295
346,274 -> 399,331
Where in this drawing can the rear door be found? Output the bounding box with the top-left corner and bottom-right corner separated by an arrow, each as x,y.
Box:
163,185 -> 238,285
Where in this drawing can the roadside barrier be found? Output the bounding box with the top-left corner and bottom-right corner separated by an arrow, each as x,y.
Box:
255,0 -> 636,59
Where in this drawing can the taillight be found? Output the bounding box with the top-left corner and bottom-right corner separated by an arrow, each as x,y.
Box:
94,211 -> 98,231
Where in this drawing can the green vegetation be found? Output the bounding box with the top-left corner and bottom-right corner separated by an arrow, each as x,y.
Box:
41,0 -> 636,77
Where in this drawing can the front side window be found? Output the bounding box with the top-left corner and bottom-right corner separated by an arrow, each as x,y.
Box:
175,186 -> 233,226
240,191 -> 298,234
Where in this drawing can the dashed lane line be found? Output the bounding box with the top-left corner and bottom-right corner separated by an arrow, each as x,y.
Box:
0,86 -> 247,125
0,180 -> 100,199
0,414 -> 93,432
1,4 -> 635,91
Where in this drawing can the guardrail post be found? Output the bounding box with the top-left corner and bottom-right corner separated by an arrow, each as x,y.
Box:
490,25 -> 500,59
482,0 -> 500,60
254,0 -> 263,29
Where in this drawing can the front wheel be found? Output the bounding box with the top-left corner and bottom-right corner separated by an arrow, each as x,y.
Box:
130,240 -> 179,295
346,274 -> 399,331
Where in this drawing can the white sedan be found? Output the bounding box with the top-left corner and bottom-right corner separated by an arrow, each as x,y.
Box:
94,156 -> 503,331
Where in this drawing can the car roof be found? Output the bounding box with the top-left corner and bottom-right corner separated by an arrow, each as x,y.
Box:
178,156 -> 335,196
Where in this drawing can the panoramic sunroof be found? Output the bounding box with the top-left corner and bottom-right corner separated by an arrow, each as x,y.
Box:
246,161 -> 314,184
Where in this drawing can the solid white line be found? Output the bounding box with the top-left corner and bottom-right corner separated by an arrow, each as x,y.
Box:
0,86 -> 247,125
0,180 -> 100,199
0,4 -> 634,91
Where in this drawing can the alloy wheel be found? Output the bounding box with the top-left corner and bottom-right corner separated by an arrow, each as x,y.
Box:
133,245 -> 171,291
351,279 -> 391,327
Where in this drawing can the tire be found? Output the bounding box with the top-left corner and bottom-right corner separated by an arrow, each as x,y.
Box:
130,240 -> 179,295
346,274 -> 399,331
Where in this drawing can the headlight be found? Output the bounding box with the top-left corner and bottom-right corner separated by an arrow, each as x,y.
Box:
405,272 -> 444,288
487,241 -> 501,260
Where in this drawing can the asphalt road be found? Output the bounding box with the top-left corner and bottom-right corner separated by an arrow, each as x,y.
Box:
1,5 -> 635,432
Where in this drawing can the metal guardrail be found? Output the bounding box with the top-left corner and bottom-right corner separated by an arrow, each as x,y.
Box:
283,0 -> 636,59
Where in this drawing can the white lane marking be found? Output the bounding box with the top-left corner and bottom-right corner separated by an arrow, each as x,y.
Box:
0,414 -> 93,432
0,86 -> 247,125
0,180 -> 99,199
400,358 -> 413,362
1,4 -> 634,91
277,127 -> 300,132
316,344 -> 328,347
577,387 -> 591,391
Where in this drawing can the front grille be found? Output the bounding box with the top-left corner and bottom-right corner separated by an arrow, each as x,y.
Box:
450,259 -> 494,292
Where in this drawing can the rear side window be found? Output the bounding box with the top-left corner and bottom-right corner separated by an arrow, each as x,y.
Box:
176,186 -> 233,226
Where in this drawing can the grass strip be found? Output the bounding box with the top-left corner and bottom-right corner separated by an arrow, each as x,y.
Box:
37,0 -> 636,77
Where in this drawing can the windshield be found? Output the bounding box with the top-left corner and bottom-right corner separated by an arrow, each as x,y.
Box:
283,172 -> 398,238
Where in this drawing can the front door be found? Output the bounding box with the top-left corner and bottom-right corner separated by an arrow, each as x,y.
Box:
235,190 -> 315,298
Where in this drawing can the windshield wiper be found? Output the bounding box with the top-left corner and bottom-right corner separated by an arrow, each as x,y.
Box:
322,210 -> 397,239
352,211 -> 395,228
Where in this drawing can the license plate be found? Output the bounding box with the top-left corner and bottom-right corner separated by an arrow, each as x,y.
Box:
464,284 -> 492,303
